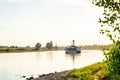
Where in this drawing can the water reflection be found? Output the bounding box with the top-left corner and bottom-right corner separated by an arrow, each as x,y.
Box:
35,52 -> 41,61
65,53 -> 81,68
46,51 -> 53,62
35,51 -> 55,63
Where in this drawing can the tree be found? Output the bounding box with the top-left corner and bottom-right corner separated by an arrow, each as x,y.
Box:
93,0 -> 120,79
46,41 -> 53,50
35,43 -> 41,50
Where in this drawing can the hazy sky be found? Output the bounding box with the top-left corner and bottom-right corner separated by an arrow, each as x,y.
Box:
0,0 -> 112,47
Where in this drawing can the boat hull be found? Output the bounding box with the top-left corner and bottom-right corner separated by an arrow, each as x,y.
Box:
65,47 -> 81,54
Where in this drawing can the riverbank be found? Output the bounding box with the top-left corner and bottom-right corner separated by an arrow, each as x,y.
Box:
0,47 -> 64,53
0,44 -> 111,53
0,48 -> 103,53
26,62 -> 109,80
32,71 -> 69,80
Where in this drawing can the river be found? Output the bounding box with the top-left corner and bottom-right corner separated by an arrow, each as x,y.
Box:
0,50 -> 104,80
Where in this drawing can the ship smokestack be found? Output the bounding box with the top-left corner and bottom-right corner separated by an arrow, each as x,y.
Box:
73,40 -> 75,46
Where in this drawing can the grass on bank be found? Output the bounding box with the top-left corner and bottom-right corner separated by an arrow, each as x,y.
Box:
65,62 -> 110,80
0,48 -> 34,53
0,47 -> 64,53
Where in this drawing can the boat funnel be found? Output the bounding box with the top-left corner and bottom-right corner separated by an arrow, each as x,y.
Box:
73,40 -> 75,46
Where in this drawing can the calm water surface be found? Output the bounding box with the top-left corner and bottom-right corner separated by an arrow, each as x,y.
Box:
0,50 -> 104,80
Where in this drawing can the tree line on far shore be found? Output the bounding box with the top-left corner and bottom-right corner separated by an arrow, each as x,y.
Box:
0,41 -> 64,52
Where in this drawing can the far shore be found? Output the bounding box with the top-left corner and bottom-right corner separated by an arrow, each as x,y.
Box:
0,44 -> 111,53
0,49 -> 103,53
0,47 -> 65,53
0,49 -> 63,53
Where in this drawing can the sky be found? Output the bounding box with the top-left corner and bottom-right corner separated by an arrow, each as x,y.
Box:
0,0 -> 112,47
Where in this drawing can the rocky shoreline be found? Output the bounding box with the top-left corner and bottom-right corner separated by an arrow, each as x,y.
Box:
23,70 -> 70,80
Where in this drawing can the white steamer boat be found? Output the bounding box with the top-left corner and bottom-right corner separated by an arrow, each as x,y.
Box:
65,40 -> 81,53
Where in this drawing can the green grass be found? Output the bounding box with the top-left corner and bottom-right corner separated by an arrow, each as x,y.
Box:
0,47 -> 64,53
0,48 -> 34,53
65,62 -> 109,80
